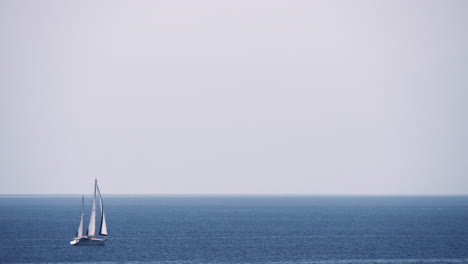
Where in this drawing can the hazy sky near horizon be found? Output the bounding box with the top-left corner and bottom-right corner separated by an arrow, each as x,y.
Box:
1,0 -> 467,194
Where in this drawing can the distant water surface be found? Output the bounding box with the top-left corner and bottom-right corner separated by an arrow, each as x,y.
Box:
0,196 -> 467,264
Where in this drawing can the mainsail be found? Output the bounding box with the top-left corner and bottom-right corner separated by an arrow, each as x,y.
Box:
86,180 -> 97,236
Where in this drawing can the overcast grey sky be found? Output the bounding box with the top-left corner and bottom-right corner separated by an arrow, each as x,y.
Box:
0,0 -> 467,194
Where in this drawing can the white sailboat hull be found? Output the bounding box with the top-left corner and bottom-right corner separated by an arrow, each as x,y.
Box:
70,236 -> 107,245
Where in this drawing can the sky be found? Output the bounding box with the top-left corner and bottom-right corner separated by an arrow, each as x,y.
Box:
0,0 -> 467,195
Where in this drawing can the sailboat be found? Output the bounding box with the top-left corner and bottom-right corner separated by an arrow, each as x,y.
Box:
70,179 -> 108,245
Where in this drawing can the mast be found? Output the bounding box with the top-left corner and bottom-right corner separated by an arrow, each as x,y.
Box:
97,183 -> 108,236
76,195 -> 84,238
86,179 -> 97,237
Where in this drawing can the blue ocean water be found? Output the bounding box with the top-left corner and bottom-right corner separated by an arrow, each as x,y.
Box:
0,195 -> 467,264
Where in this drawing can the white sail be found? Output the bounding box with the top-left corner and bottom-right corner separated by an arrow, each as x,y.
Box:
76,195 -> 84,238
87,180 -> 97,237
97,184 -> 108,236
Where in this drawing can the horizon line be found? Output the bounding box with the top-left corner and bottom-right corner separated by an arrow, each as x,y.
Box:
1,193 -> 468,197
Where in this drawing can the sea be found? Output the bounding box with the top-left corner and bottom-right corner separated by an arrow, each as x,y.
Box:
1,195 -> 467,264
